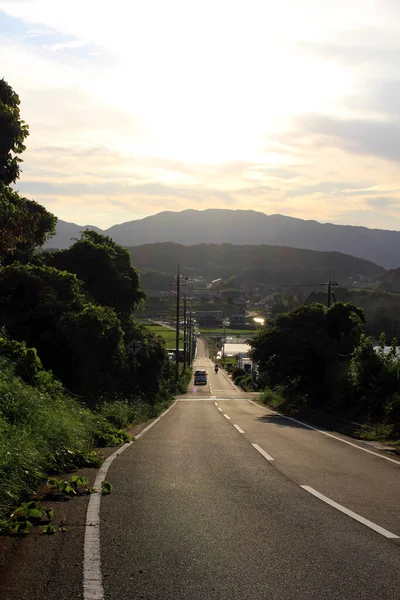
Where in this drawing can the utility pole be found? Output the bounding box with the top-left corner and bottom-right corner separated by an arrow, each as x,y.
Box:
320,271 -> 338,308
175,264 -> 180,381
187,311 -> 192,365
183,293 -> 187,369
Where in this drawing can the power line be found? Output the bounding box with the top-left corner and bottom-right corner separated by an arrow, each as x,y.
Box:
320,272 -> 339,308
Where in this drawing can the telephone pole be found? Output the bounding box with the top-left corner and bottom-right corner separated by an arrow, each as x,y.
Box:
187,311 -> 192,365
183,293 -> 187,369
320,271 -> 338,308
175,265 -> 180,381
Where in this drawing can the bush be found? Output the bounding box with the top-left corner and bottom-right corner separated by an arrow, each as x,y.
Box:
236,374 -> 252,391
260,387 -> 286,409
232,367 -> 246,383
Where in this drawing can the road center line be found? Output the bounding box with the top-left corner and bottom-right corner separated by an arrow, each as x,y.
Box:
223,413 -> 231,420
247,399 -> 400,466
83,400 -> 178,600
218,407 -> 223,412
214,401 -> 218,406
300,485 -> 399,539
233,424 -> 245,434
252,443 -> 274,461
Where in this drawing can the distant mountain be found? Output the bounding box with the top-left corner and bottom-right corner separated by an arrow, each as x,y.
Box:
44,220 -> 102,249
127,243 -> 385,287
45,209 -> 400,268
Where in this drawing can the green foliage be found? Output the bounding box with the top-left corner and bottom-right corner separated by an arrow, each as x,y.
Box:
47,475 -> 90,496
0,263 -> 126,403
0,79 -> 56,263
175,366 -> 193,394
92,418 -> 130,447
260,387 -> 286,409
0,78 -> 29,185
0,186 -> 57,265
348,334 -> 400,421
251,302 -> 366,406
235,374 -> 252,390
45,230 -> 145,314
98,399 -> 151,429
232,367 -> 246,383
101,481 -> 113,495
305,287 -> 400,341
42,524 -> 56,535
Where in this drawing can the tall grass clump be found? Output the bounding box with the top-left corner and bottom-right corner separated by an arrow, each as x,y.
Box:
0,359 -> 128,524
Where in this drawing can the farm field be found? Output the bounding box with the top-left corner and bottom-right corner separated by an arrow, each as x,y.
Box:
143,323 -> 184,350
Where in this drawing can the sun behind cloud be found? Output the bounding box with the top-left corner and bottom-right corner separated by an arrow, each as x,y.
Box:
1,0 -> 400,229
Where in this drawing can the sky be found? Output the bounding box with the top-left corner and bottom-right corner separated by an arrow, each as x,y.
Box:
2,0 -> 400,230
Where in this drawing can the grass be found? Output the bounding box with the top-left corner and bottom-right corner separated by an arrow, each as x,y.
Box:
143,323 -> 184,350
0,359 -> 133,526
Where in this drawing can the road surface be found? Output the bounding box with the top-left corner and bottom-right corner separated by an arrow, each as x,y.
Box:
2,337 -> 399,599
100,337 -> 400,599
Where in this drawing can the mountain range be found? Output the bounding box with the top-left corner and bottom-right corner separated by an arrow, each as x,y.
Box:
44,209 -> 400,269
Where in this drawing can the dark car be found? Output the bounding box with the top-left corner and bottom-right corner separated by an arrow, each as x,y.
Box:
194,370 -> 207,385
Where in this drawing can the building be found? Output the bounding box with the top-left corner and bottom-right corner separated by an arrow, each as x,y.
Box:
229,313 -> 246,326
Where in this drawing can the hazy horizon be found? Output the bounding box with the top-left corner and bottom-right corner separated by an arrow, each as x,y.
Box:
2,0 -> 400,230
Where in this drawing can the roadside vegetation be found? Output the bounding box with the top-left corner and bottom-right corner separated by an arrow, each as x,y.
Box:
0,78 -> 190,528
251,303 -> 400,445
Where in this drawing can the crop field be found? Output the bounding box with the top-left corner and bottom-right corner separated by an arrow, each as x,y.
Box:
144,323 -> 184,349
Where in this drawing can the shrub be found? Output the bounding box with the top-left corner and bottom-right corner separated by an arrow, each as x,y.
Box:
232,367 -> 246,383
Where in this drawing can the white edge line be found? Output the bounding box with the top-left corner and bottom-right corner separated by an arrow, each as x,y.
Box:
247,399 -> 400,466
233,424 -> 245,434
252,443 -> 274,461
301,485 -> 399,540
223,413 -> 231,420
218,407 -> 223,412
83,400 -> 178,600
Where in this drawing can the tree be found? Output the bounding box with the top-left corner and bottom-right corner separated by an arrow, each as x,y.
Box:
0,79 -> 56,263
0,186 -> 57,264
250,302 -> 366,406
0,78 -> 29,185
0,263 -> 125,404
45,230 -> 145,314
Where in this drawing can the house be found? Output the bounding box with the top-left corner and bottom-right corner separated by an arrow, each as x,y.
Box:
194,311 -> 224,325
229,313 -> 246,326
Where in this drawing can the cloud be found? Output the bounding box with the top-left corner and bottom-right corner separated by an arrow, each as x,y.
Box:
43,39 -> 90,52
280,114 -> 400,165
346,79 -> 400,117
365,196 -> 400,210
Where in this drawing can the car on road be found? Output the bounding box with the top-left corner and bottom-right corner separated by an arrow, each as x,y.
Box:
194,370 -> 207,385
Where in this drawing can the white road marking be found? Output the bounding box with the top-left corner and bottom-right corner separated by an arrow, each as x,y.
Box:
301,485 -> 399,539
233,424 -> 245,434
83,400 -> 178,600
218,407 -> 223,412
252,443 -> 274,461
223,413 -> 231,420
247,399 -> 400,466
214,402 -> 218,406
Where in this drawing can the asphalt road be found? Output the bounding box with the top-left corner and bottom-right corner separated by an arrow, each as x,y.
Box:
101,338 -> 400,599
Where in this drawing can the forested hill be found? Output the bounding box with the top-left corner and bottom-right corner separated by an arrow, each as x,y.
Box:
126,243 -> 385,286
47,209 -> 400,268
